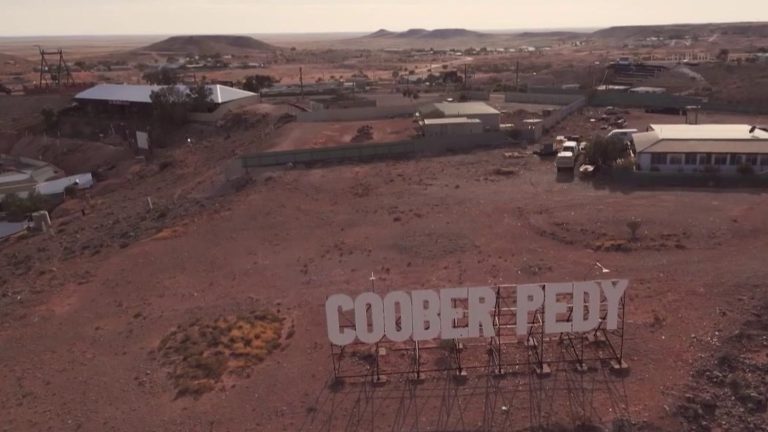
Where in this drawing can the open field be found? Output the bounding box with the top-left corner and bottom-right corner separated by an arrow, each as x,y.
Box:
2,20 -> 768,432
264,119 -> 418,151
1,100 -> 768,430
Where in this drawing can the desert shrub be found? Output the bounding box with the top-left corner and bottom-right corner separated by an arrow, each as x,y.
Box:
64,184 -> 78,198
614,158 -> 636,172
737,163 -> 754,176
627,219 -> 642,241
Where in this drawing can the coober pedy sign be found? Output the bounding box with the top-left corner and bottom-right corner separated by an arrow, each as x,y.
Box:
325,279 -> 629,346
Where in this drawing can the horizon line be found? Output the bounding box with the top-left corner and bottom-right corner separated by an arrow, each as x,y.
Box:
1,20 -> 766,39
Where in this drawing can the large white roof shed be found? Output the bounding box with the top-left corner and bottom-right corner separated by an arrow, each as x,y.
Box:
74,84 -> 256,105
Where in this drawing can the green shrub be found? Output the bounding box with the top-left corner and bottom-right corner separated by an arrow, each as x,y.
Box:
1,192 -> 49,221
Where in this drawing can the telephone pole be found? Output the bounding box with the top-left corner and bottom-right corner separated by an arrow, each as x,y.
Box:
299,67 -> 304,99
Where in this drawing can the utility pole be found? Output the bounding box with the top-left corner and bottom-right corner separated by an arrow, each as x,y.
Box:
299,67 -> 304,99
463,64 -> 469,89
515,60 -> 520,90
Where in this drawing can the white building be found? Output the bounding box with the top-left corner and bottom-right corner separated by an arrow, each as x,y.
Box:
633,124 -> 768,174
419,102 -> 501,131
421,117 -> 483,137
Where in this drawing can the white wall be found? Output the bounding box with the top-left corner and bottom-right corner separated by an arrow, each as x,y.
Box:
464,113 -> 500,131
637,153 -> 768,175
423,122 -> 483,137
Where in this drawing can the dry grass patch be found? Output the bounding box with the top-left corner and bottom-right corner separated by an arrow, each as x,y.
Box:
157,311 -> 284,399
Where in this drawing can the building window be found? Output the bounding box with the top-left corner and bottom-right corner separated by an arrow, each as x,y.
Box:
668,154 -> 683,165
745,154 -> 759,166
684,154 -> 697,165
698,154 -> 710,165
729,154 -> 742,166
760,156 -> 768,167
650,153 -> 667,165
713,154 -> 728,166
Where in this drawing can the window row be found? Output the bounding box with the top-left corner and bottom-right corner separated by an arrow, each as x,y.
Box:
649,153 -> 768,167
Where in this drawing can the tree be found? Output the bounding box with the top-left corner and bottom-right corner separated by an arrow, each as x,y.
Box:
716,48 -> 730,62
242,74 -> 275,93
1,192 -> 48,221
584,135 -> 629,167
40,107 -> 58,132
187,84 -> 214,112
150,86 -> 190,125
142,68 -> 180,85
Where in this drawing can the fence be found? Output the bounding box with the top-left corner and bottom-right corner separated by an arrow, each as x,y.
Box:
240,132 -> 512,168
590,91 -> 702,109
541,97 -> 587,131
504,92 -> 585,105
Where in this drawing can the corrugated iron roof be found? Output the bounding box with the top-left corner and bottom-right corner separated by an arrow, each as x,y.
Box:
74,84 -> 256,104
421,102 -> 500,117
423,117 -> 482,125
634,124 -> 768,154
650,124 -> 768,140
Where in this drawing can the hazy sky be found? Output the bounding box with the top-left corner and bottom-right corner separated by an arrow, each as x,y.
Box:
2,0 -> 767,36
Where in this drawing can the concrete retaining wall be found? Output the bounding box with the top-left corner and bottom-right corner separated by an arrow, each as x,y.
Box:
240,132 -> 512,168
505,92 -> 584,105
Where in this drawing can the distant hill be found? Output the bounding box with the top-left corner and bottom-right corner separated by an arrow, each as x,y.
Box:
139,35 -> 276,54
592,22 -> 768,39
369,29 -> 395,38
366,28 -> 490,40
517,31 -> 584,38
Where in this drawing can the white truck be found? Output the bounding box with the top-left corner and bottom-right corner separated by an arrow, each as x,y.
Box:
555,141 -> 581,172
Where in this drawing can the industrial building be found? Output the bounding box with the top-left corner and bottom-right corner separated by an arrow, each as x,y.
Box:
633,124 -> 768,174
420,117 -> 483,137
73,84 -> 257,114
418,102 -> 501,131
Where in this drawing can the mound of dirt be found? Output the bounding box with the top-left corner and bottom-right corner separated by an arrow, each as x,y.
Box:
674,301 -> 768,431
6,136 -> 132,174
156,311 -> 284,399
140,35 -> 276,54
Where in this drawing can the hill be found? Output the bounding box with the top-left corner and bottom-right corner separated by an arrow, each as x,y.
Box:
366,28 -> 489,40
592,21 -> 768,40
139,35 -> 276,54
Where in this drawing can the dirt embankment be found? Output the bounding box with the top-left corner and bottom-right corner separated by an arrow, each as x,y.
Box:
3,136 -> 133,174
674,301 -> 768,431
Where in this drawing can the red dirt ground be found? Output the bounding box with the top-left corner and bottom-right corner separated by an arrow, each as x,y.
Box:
1,106 -> 768,431
264,118 -> 419,151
